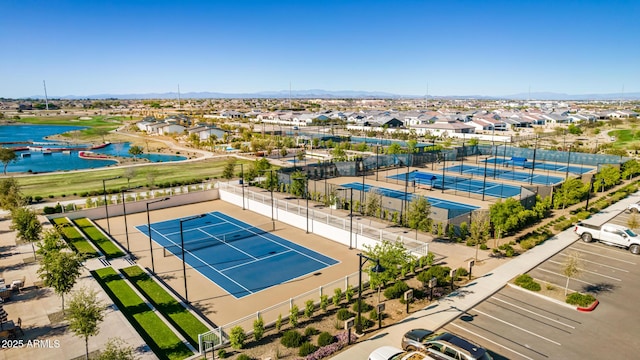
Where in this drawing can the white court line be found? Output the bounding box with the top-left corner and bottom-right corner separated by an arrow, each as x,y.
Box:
220,250 -> 294,272
196,228 -> 258,260
208,212 -> 335,267
547,260 -> 622,281
473,309 -> 562,346
571,245 -> 637,265
450,323 -> 535,360
557,253 -> 629,272
149,222 -> 254,295
536,268 -> 595,286
491,296 -> 575,329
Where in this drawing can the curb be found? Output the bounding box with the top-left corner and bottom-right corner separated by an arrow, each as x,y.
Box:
577,300 -> 599,312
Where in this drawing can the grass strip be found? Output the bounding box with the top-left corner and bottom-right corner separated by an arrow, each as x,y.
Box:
121,266 -> 212,348
73,218 -> 125,258
50,218 -> 100,258
93,267 -> 193,360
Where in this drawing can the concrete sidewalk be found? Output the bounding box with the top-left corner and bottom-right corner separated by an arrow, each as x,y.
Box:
330,191 -> 640,359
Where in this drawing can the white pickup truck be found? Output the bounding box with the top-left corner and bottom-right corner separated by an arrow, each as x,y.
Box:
574,222 -> 640,254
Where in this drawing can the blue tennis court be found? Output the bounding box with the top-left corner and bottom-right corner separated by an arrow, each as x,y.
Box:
340,182 -> 479,212
444,164 -> 563,185
135,211 -> 338,299
483,157 -> 593,175
388,171 -> 521,198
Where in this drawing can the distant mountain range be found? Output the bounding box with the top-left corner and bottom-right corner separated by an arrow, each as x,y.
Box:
25,90 -> 640,101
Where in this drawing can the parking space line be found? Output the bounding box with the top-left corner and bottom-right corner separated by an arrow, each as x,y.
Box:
490,296 -> 576,329
557,253 -> 630,272
537,268 -> 595,286
450,323 -> 536,360
547,260 -> 622,281
568,246 -> 637,265
473,309 -> 562,346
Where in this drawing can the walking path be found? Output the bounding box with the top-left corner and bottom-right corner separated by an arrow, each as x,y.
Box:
330,190 -> 640,359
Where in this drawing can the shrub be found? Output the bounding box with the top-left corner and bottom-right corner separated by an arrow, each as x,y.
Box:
304,327 -> 319,337
336,308 -> 354,321
320,295 -> 329,312
417,265 -> 452,286
317,332 -> 335,347
299,342 -> 318,357
514,274 -> 541,291
351,299 -> 373,313
305,299 -> 315,318
368,309 -> 378,320
289,305 -> 299,328
276,314 -> 282,331
236,355 -> 252,360
280,330 -> 304,348
217,349 -> 227,358
383,281 -> 410,300
332,288 -> 342,307
229,326 -> 246,349
253,315 -> 265,341
345,285 -> 354,303
566,292 -> 596,307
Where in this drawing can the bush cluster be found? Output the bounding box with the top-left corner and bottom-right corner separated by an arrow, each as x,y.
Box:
514,274 -> 541,291
383,281 -> 410,300
566,292 -> 596,307
317,332 -> 335,347
336,308 -> 354,321
280,330 -> 304,348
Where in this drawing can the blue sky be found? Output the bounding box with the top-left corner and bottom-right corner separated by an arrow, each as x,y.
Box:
1,0 -> 638,98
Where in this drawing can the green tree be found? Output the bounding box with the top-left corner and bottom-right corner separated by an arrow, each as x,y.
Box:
562,252 -> 582,296
595,164 -> 621,191
365,189 -> 382,217
37,250 -> 84,312
385,143 -> 403,155
37,228 -> 68,261
622,159 -> 640,179
123,168 -> 136,189
0,147 -> 17,175
128,145 -> 144,158
489,198 -> 525,235
364,239 -> 414,289
0,177 -> 24,210
67,287 -> 105,360
567,124 -> 582,135
289,172 -> 306,197
469,211 -> 490,261
553,178 -> 589,209
10,206 -> 42,258
222,158 -> 237,180
406,196 -> 432,236
97,338 -> 136,360
253,315 -> 265,341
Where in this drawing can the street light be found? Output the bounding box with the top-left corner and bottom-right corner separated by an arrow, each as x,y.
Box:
356,253 -> 384,334
237,163 -> 245,210
260,169 -> 277,230
102,176 -> 121,234
121,191 -> 130,254
337,188 -> 353,249
146,197 -> 170,273
180,214 -> 206,304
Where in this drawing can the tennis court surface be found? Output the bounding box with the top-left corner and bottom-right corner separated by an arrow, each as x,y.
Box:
387,171 -> 522,198
444,164 -> 563,185
135,211 -> 339,298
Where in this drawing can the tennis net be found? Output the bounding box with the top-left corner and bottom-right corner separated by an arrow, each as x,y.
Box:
163,222 -> 274,256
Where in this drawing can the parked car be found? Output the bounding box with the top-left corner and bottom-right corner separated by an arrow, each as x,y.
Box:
574,222 -> 640,254
401,330 -> 493,360
369,345 -> 435,360
628,203 -> 640,213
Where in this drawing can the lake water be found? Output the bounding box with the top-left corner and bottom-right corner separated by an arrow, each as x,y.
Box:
0,124 -> 186,173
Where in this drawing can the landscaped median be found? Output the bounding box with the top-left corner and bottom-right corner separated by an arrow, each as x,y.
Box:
92,267 -> 194,360
511,274 -> 599,312
73,218 -> 125,258
51,217 -> 100,258
120,265 -> 212,348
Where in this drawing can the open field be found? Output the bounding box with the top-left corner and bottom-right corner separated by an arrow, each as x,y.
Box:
13,157 -> 249,198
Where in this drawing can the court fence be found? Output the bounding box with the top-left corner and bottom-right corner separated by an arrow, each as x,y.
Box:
201,183 -> 430,354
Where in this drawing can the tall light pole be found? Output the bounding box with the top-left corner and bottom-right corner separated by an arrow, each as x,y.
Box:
565,145 -> 572,180
180,214 -> 205,304
121,191 -> 130,254
261,169 -> 277,230
102,176 -> 121,234
356,253 -> 384,334
337,188 -> 353,249
146,197 -> 170,274
238,163 -> 245,210
292,175 -> 309,233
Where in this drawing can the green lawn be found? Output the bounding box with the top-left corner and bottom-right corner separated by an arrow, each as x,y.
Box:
72,218 -> 125,259
121,266 -> 212,348
15,157 -> 247,198
93,267 -> 194,360
50,218 -> 100,258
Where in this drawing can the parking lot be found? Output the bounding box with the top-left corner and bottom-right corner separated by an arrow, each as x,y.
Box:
441,208 -> 640,359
